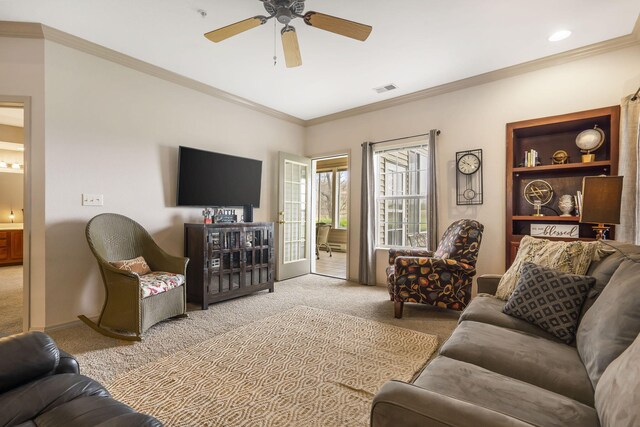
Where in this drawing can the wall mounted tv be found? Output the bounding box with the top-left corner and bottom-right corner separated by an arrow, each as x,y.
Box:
177,146 -> 262,207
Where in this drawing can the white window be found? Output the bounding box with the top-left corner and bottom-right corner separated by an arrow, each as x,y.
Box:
375,144 -> 430,248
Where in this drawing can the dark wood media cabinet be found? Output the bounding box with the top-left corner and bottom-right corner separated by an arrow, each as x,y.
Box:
184,222 -> 274,309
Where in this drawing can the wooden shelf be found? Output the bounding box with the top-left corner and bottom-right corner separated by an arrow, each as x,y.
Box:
512,160 -> 611,173
505,106 -> 620,268
512,216 -> 580,222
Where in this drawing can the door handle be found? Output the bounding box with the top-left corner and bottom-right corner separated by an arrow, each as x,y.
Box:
278,220 -> 286,224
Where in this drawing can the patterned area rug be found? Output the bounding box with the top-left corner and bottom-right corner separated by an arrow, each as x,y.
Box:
108,306 -> 438,426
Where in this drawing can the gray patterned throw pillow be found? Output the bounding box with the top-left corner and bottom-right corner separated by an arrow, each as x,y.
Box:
502,262 -> 595,344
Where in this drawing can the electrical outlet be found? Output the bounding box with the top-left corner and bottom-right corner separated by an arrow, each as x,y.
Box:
82,194 -> 104,206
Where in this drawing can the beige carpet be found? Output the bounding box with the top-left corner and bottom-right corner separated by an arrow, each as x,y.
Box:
50,275 -> 458,387
0,265 -> 23,337
108,306 -> 438,427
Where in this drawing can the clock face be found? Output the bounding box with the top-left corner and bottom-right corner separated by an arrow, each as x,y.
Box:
457,153 -> 481,175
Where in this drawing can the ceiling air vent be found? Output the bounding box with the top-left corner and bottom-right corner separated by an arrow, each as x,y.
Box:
374,84 -> 398,94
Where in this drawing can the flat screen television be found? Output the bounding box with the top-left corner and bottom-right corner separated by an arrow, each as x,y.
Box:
177,146 -> 262,207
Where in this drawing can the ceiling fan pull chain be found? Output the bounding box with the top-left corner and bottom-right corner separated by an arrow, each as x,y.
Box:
273,19 -> 277,66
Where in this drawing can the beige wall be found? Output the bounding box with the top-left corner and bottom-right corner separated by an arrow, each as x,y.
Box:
305,45 -> 640,285
0,172 -> 24,223
0,35 -> 305,330
40,41 -> 305,327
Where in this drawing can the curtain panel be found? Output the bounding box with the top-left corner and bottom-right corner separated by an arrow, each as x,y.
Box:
426,129 -> 439,251
359,142 -> 377,286
617,94 -> 640,244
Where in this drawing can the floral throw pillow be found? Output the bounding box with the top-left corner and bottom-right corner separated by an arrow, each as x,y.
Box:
110,256 -> 151,276
495,236 -> 600,300
503,262 -> 594,343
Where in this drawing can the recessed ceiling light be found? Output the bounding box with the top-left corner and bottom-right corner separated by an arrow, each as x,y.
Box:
549,30 -> 572,42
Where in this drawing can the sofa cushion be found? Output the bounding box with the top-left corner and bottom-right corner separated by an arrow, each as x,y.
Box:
495,236 -> 599,300
581,241 -> 640,318
595,333 -> 640,427
413,356 -> 598,427
439,321 -> 594,405
577,259 -> 640,388
33,395 -> 162,427
459,294 -> 562,342
0,374 -> 110,426
502,262 -> 594,344
0,332 -> 59,394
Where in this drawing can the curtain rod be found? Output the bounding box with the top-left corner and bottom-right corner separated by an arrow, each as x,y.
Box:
367,130 -> 441,146
632,86 -> 640,101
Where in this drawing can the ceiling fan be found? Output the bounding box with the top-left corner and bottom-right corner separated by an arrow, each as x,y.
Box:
204,0 -> 373,68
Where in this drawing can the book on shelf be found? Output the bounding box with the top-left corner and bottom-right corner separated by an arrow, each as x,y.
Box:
575,191 -> 583,217
523,149 -> 539,167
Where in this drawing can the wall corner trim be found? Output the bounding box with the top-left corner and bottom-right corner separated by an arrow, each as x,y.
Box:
0,21 -> 305,127
2,15 -> 639,129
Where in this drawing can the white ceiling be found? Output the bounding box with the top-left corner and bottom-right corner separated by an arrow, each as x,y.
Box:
1,1 -> 638,120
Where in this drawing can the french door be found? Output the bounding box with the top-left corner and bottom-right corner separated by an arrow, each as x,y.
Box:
276,152 -> 312,280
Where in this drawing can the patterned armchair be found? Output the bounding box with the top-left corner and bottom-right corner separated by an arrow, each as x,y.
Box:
387,219 -> 484,318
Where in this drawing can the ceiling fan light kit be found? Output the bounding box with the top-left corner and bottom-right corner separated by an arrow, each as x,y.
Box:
204,0 -> 372,68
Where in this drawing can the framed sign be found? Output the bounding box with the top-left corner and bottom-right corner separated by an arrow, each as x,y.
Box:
530,224 -> 579,239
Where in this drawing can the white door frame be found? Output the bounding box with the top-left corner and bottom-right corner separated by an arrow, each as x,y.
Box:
309,150 -> 351,280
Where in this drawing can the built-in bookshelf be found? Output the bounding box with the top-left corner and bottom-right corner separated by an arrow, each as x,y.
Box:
505,106 -> 620,268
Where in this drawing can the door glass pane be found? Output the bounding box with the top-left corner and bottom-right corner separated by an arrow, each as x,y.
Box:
316,171 -> 333,224
337,170 -> 348,229
283,160 -> 307,263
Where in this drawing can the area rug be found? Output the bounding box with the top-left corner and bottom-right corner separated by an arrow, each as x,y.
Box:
108,305 -> 438,426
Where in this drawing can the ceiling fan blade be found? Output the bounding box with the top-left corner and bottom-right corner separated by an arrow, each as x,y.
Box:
204,16 -> 267,43
281,27 -> 302,68
303,12 -> 372,41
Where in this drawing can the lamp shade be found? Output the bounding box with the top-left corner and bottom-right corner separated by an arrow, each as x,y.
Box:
580,176 -> 623,225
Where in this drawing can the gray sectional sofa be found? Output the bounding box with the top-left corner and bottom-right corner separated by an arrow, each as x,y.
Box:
371,241 -> 640,427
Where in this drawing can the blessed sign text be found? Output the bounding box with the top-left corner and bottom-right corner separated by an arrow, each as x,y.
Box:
530,224 -> 579,238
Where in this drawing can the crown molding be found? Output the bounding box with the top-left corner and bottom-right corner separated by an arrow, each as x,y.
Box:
1,16 -> 638,129
0,21 -> 305,127
306,20 -> 640,127
0,21 -> 43,38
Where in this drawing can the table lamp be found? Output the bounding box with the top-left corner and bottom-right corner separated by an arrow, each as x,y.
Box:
579,176 -> 623,240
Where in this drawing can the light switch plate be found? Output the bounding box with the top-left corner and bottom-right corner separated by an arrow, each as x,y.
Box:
82,194 -> 104,206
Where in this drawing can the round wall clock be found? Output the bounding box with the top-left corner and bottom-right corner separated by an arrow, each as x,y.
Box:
457,153 -> 481,175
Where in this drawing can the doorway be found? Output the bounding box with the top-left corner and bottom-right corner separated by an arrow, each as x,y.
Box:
0,103 -> 25,336
311,154 -> 349,279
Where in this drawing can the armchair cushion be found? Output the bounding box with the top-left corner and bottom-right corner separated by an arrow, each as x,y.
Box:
140,272 -> 185,298
111,256 -> 152,276
393,257 -> 475,310
388,248 -> 434,266
433,219 -> 483,266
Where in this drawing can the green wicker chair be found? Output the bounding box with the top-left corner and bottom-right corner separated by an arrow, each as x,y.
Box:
79,213 -> 188,341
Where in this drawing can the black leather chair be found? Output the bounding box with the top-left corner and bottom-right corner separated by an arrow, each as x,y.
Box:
0,331 -> 162,427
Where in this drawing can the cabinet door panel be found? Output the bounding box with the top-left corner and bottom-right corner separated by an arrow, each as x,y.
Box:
10,231 -> 23,260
